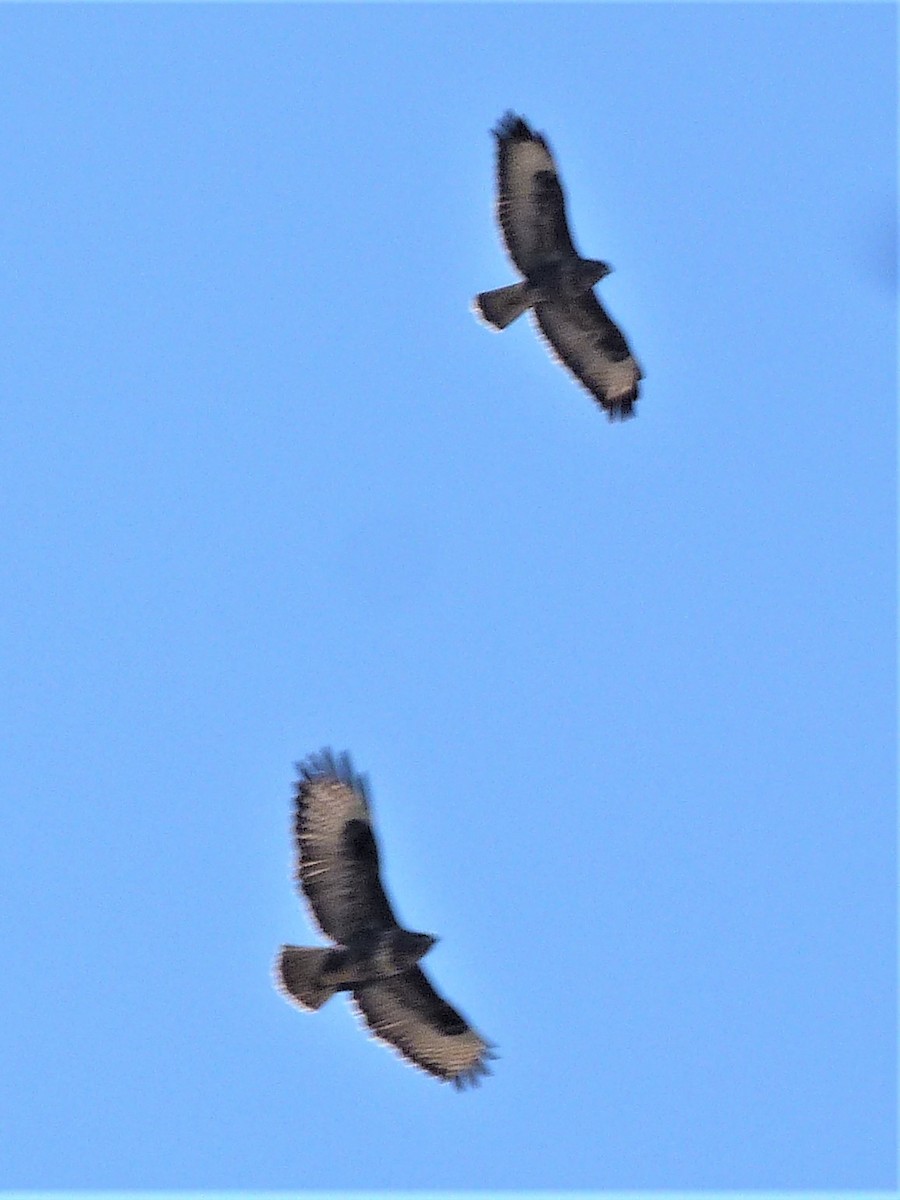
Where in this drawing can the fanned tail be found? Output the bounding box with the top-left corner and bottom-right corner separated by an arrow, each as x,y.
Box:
473,282 -> 532,331
274,945 -> 337,1012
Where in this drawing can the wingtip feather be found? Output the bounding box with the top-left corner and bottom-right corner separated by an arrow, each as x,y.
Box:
296,748 -> 371,806
493,111 -> 536,142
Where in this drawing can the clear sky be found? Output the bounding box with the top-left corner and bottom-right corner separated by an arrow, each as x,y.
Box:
0,3 -> 895,1192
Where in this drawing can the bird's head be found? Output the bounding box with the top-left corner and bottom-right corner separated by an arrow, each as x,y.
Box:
392,929 -> 439,966
413,932 -> 439,957
586,259 -> 613,284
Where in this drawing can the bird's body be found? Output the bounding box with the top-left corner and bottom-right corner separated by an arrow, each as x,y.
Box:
474,112 -> 642,420
274,751 -> 494,1089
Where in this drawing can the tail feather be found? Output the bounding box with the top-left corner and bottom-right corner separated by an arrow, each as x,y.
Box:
473,282 -> 532,331
274,945 -> 337,1012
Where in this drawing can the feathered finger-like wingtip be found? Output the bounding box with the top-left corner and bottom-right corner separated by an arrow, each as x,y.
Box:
451,1043 -> 500,1091
295,748 -> 371,807
493,111 -> 536,143
604,394 -> 637,421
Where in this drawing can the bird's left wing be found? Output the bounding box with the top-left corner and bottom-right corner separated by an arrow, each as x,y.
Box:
353,966 -> 495,1089
494,112 -> 578,275
533,290 -> 642,420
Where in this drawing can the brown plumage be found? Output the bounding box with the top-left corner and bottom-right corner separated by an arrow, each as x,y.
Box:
274,750 -> 495,1089
474,112 -> 643,420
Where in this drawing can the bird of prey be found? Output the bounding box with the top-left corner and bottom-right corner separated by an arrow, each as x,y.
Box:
274,750 -> 495,1089
474,112 -> 643,420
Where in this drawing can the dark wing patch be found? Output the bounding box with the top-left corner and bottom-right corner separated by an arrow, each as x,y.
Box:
353,966 -> 495,1090
293,750 -> 399,944
343,817 -> 379,864
533,291 -> 642,420
530,169 -> 579,263
494,111 -> 578,275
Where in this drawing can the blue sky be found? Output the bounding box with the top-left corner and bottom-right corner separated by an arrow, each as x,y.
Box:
0,3 -> 895,1192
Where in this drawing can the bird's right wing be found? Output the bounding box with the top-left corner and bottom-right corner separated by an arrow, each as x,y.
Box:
353,966 -> 495,1089
533,290 -> 642,420
292,750 -> 399,944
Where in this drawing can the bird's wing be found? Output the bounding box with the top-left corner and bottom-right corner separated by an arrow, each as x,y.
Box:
533,290 -> 642,419
292,750 -> 399,944
494,112 -> 578,275
353,966 -> 495,1089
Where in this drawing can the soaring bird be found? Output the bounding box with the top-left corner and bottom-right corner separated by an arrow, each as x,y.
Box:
474,112 -> 643,420
274,750 -> 494,1089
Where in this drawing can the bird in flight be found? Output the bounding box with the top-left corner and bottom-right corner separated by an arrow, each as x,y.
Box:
274,750 -> 495,1089
474,112 -> 643,420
